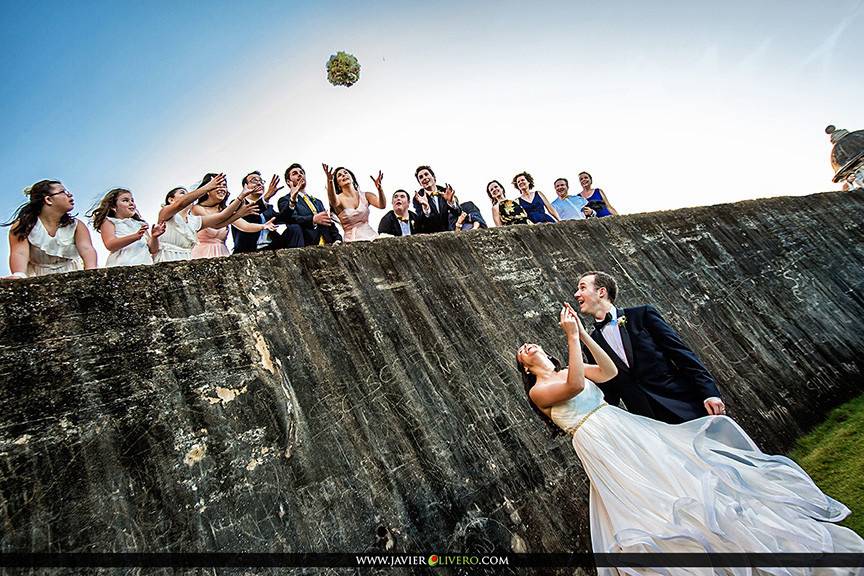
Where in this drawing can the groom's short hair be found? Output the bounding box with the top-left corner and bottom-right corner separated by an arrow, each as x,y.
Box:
580,271 -> 618,303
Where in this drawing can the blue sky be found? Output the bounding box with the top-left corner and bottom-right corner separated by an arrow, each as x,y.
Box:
2,0 -> 862,272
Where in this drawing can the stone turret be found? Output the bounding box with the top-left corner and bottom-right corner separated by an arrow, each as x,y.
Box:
826,124 -> 864,190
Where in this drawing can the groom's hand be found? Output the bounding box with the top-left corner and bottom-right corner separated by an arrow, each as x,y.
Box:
704,397 -> 726,415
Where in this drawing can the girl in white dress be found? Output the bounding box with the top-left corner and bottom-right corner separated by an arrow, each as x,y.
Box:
154,174 -> 258,263
5,179 -> 97,278
89,188 -> 166,267
323,164 -> 386,242
518,304 -> 864,575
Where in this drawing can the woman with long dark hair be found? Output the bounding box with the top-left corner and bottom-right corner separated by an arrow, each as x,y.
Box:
517,305 -> 863,569
5,180 -> 97,278
486,180 -> 530,227
89,188 -> 165,267
323,164 -> 386,242
154,174 -> 257,263
189,173 -> 276,259
577,171 -> 618,218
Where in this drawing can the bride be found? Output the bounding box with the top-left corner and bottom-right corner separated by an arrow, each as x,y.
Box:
517,304 -> 864,575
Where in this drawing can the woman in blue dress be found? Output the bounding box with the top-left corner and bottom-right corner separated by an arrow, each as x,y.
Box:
578,171 -> 618,218
513,172 -> 560,223
518,304 -> 864,574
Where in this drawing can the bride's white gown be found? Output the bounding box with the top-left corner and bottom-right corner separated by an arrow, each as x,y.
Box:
549,379 -> 864,576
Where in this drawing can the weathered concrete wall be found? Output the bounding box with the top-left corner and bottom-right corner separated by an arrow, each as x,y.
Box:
1,191 -> 862,565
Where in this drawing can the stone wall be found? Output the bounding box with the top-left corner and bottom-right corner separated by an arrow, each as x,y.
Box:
1,191 -> 862,564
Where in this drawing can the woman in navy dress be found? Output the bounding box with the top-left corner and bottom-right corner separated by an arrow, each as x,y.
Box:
578,171 -> 618,218
513,172 -> 559,223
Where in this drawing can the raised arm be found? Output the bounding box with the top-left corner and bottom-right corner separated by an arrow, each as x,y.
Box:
74,219 -> 98,269
200,193 -> 250,229
367,171 -> 386,209
528,306 -> 587,409
538,191 -> 561,221
323,164 -> 341,213
220,201 -> 265,232
565,303 -> 618,384
158,173 -> 226,222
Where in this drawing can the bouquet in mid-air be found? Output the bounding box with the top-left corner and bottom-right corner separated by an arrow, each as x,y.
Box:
326,51 -> 361,87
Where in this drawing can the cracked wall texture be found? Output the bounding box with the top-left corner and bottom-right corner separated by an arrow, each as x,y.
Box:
0,190 -> 862,567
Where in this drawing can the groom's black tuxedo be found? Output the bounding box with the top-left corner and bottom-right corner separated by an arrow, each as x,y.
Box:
412,187 -> 460,234
587,305 -> 721,424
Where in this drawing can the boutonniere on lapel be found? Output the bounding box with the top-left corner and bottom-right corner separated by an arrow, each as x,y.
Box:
615,315 -> 627,328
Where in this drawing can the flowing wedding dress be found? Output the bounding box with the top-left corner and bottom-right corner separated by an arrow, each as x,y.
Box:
549,379 -> 864,576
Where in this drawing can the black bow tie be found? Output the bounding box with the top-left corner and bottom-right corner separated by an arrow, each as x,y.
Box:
594,312 -> 613,330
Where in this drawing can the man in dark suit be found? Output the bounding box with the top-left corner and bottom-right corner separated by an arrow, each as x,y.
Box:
277,163 -> 342,247
412,165 -> 461,234
575,270 -> 726,424
232,171 -> 303,254
378,189 -> 417,236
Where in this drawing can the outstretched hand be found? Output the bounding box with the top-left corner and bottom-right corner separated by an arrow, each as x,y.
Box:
236,202 -> 260,219
265,175 -> 283,200
322,163 -> 334,180
203,173 -> 226,192
370,171 -> 384,191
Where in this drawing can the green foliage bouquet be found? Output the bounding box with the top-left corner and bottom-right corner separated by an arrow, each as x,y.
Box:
326,51 -> 361,87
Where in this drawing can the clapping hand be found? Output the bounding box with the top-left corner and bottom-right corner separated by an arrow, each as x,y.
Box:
261,217 -> 277,232
151,222 -> 166,239
133,224 -> 148,240
413,189 -> 430,210
265,175 -> 283,201
370,171 -> 384,191
288,177 -> 304,201
443,183 -> 456,204
312,211 -> 333,226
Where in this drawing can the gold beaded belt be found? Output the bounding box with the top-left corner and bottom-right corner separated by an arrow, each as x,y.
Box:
565,403 -> 608,436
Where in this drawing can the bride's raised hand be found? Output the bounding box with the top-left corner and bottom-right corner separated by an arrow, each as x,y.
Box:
559,305 -> 579,338
563,302 -> 588,340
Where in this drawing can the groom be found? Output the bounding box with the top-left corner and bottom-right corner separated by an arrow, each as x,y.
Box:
575,270 -> 725,424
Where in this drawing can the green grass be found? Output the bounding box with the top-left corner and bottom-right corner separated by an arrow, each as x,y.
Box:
789,393 -> 864,536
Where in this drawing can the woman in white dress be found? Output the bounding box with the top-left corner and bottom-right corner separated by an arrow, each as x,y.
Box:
323,164 -> 386,242
517,304 -> 864,575
89,188 -> 166,267
154,174 -> 258,263
5,179 -> 97,278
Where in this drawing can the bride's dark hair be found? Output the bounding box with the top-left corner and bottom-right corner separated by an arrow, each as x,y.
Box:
518,355 -> 566,437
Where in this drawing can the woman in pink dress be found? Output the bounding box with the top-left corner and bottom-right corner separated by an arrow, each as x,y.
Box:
190,173 -> 276,258
323,164 -> 386,242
